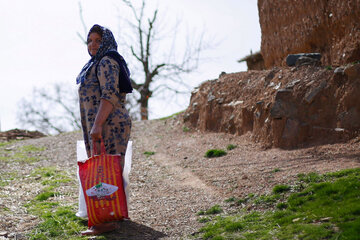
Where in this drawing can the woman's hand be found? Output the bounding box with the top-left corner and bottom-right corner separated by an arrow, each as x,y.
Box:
90,124 -> 103,141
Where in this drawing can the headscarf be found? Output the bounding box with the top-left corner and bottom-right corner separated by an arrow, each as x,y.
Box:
76,24 -> 118,85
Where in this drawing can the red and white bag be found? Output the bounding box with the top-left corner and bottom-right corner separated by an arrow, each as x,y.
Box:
78,139 -> 129,227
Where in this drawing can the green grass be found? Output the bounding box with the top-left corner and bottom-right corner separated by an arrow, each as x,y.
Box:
183,126 -> 190,132
158,110 -> 185,120
195,168 -> 360,239
144,151 -> 155,156
0,171 -> 18,187
205,149 -> 227,158
25,167 -> 88,239
325,65 -> 333,70
226,144 -> 237,150
0,143 -> 46,163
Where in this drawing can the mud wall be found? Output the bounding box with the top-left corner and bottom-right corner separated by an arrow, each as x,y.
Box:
258,0 -> 360,68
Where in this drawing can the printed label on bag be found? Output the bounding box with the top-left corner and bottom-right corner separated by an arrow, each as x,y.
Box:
86,182 -> 118,199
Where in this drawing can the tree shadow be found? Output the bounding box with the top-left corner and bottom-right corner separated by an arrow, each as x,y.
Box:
103,220 -> 167,240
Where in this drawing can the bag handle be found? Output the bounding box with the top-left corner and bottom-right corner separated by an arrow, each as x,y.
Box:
91,138 -> 106,156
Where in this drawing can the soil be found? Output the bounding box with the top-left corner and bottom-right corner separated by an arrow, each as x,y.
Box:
1,115 -> 360,239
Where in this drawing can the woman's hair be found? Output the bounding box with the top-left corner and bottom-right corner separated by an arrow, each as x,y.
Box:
87,24 -> 103,43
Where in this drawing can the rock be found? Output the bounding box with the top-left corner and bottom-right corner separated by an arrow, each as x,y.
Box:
0,232 -> 8,237
286,79 -> 301,89
295,56 -> 321,67
286,53 -> 321,67
219,72 -> 227,78
344,63 -> 360,80
304,80 -> 327,104
334,67 -> 345,75
275,89 -> 293,101
270,100 -> 295,119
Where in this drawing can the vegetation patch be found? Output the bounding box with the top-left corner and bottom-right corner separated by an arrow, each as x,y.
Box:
0,143 -> 45,163
195,168 -> 360,239
205,149 -> 227,158
0,171 -> 18,187
158,110 -> 184,120
183,126 -> 190,132
25,167 -> 87,239
226,144 -> 237,151
144,151 -> 155,156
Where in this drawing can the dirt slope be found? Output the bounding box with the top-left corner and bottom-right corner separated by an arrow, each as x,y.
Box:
1,117 -> 360,239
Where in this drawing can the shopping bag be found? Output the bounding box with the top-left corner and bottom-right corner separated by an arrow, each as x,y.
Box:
78,139 -> 129,227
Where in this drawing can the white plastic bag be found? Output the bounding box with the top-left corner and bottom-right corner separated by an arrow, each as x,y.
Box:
76,140 -> 132,219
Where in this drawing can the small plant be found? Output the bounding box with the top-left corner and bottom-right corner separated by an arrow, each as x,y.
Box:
224,197 -> 236,203
325,65 -> 333,70
36,190 -> 57,201
205,149 -> 227,158
272,168 -> 281,173
197,210 -> 205,216
182,126 -> 190,132
205,205 -> 223,215
226,144 -> 237,150
273,184 -> 291,194
236,198 -> 247,205
198,217 -> 211,223
144,151 -> 155,156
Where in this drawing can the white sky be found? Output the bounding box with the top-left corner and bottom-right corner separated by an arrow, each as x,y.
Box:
0,0 -> 261,131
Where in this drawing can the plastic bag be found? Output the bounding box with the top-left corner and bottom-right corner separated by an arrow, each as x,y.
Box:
76,139 -> 131,227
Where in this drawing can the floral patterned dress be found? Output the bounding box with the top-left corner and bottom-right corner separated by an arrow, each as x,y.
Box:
78,56 -> 131,158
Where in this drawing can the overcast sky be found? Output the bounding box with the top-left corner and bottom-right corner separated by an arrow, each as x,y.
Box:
0,0 -> 261,131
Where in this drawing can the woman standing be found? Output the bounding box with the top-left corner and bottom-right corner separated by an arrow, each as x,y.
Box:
76,24 -> 132,235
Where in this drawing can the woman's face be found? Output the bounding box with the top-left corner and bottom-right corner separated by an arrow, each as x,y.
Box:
87,32 -> 102,56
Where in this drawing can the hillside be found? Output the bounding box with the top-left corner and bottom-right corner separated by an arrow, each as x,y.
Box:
1,116 -> 359,239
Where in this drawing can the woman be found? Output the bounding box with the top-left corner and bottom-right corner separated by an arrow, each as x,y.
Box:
76,24 -> 132,235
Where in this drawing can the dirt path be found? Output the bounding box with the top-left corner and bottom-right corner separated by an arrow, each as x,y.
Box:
1,116 -> 360,239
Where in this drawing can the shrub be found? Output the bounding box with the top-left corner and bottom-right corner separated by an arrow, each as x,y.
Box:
226,144 -> 237,150
205,149 -> 227,158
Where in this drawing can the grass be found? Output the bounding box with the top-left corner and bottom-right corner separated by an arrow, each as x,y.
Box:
195,168 -> 360,239
325,65 -> 333,70
144,151 -> 155,156
0,143 -> 46,163
183,126 -> 190,132
25,167 -> 88,239
205,149 -> 227,158
158,110 -> 185,120
226,144 -> 237,150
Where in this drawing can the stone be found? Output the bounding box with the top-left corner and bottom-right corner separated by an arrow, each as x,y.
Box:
334,67 -> 345,75
275,89 -> 293,101
304,80 -> 327,104
270,100 -> 294,119
286,53 -> 321,66
295,56 -> 321,67
286,79 -> 301,89
344,63 -> 360,80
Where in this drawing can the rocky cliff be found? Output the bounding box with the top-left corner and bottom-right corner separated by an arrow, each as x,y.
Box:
183,64 -> 360,148
258,0 -> 360,68
183,1 -> 360,149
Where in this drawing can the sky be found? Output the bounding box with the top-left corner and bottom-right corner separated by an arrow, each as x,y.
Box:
0,0 -> 261,132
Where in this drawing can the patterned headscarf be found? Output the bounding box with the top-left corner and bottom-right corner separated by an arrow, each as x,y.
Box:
76,24 -> 118,84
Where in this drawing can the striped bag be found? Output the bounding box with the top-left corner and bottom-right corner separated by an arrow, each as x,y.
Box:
78,139 -> 128,227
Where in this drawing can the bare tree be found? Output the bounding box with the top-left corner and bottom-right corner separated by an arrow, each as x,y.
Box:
120,0 -> 207,120
17,83 -> 81,135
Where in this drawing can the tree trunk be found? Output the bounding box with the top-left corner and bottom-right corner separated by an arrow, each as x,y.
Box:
140,95 -> 149,120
